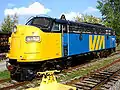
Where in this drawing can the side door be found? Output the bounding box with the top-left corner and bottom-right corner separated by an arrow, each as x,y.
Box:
109,30 -> 116,48
62,24 -> 69,57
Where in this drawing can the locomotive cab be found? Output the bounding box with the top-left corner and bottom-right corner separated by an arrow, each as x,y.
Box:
8,16 -> 62,62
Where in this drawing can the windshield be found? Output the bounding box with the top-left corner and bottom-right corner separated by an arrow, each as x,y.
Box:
26,17 -> 51,30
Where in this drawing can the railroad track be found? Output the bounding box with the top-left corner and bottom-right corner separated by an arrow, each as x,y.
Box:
65,58 -> 120,90
0,78 -> 28,90
62,50 -> 120,74
0,78 -> 39,90
0,53 -> 7,60
0,51 -> 120,90
0,78 -> 10,84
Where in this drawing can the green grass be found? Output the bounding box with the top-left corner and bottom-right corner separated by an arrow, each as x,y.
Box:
57,55 -> 120,82
0,70 -> 10,79
116,44 -> 120,50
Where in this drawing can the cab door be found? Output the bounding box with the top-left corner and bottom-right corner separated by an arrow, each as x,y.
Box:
62,24 -> 69,57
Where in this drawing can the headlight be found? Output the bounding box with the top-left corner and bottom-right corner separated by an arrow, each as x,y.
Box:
26,36 -> 40,42
12,26 -> 17,33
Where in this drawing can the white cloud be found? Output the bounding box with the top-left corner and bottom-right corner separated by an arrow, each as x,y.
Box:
61,12 -> 82,21
4,2 -> 51,16
83,7 -> 99,14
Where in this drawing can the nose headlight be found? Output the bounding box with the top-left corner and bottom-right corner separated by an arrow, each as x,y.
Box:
26,36 -> 40,42
12,26 -> 17,33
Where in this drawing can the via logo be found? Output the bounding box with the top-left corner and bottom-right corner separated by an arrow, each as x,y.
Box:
89,35 -> 105,51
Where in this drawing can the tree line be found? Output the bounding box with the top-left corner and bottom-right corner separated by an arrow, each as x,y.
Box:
1,0 -> 120,43
97,0 -> 120,45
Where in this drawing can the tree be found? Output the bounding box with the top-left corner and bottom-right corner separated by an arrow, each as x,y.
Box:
74,14 -> 102,24
12,14 -> 18,25
1,14 -> 18,33
97,0 -> 120,45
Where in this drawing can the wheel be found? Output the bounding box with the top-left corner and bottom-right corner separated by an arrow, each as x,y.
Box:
10,68 -> 35,81
66,59 -> 72,68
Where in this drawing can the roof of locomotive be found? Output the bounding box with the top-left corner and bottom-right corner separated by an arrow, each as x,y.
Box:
55,18 -> 112,30
27,16 -> 112,30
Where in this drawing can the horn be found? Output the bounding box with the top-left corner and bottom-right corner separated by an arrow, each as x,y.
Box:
60,14 -> 66,20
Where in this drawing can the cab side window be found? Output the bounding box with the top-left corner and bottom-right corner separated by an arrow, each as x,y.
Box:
62,24 -> 67,33
52,23 -> 60,31
26,19 -> 33,25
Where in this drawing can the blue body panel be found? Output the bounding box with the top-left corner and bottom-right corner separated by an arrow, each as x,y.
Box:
68,34 -> 89,55
105,35 -> 116,49
62,33 -> 116,57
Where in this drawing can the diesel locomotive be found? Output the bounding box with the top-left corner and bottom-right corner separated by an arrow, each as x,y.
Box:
6,15 -> 116,81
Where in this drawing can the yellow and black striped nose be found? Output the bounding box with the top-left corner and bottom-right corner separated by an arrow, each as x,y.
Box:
89,35 -> 105,51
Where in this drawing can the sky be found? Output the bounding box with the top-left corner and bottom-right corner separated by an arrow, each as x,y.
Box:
0,0 -> 102,24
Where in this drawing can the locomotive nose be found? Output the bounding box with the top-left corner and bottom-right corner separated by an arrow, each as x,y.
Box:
21,28 -> 42,61
8,25 -> 42,62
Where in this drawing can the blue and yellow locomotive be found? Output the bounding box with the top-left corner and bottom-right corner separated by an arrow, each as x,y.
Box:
6,15 -> 116,81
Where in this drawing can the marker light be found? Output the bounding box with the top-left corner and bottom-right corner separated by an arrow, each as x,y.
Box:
26,36 -> 40,42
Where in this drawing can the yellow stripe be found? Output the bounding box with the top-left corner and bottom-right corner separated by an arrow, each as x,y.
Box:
99,36 -> 105,49
95,35 -> 100,50
89,35 -> 97,51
